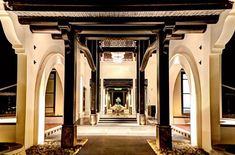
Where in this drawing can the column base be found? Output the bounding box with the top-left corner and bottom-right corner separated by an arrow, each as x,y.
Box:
156,124 -> 172,151
90,114 -> 97,125
139,114 -> 146,125
61,125 -> 77,148
129,107 -> 132,115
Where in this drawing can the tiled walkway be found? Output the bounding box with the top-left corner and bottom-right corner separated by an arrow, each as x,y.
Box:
78,136 -> 156,155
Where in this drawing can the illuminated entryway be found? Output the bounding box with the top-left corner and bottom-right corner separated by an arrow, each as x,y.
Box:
99,51 -> 138,123
103,79 -> 133,116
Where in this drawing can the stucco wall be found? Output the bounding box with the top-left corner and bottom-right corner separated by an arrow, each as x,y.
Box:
82,54 -> 91,116
0,125 -> 16,142
100,61 -> 136,79
173,73 -> 182,117
25,33 -> 64,148
145,54 -> 157,106
220,126 -> 235,144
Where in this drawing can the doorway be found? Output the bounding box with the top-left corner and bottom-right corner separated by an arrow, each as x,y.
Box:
103,79 -> 133,117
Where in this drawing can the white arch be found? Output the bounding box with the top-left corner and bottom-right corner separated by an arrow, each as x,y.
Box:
34,52 -> 64,144
170,47 -> 202,147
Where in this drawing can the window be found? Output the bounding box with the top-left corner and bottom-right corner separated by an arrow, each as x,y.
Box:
0,84 -> 17,117
181,71 -> 191,114
45,70 -> 56,116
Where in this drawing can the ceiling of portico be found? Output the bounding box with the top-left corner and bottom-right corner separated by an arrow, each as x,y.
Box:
3,0 -> 233,44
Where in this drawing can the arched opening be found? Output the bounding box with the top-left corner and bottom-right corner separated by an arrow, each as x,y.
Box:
172,69 -> 191,140
222,32 -> 235,118
0,18 -> 18,143
44,69 -> 64,139
0,22 -> 17,119
170,51 -> 201,147
34,53 -> 64,144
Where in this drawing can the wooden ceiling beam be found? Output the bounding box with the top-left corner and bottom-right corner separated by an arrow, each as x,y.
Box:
173,25 -> 207,34
4,0 -> 232,11
18,15 -> 219,25
30,25 -> 60,33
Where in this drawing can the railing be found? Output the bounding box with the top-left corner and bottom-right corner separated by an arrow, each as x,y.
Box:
0,84 -> 17,116
222,84 -> 235,91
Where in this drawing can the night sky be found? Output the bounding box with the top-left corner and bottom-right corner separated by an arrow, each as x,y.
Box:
222,32 -> 235,88
0,22 -> 17,88
222,32 -> 235,115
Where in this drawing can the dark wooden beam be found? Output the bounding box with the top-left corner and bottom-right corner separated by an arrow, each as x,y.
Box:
173,25 -> 207,34
5,0 -> 232,11
170,34 -> 185,40
51,34 -> 62,40
85,36 -> 150,41
30,25 -> 60,33
140,38 -> 158,72
103,79 -> 133,88
18,15 -> 220,26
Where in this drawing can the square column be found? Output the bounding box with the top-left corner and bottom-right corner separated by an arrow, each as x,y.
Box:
60,26 -> 77,148
137,40 -> 149,125
156,30 -> 172,150
87,40 -> 100,125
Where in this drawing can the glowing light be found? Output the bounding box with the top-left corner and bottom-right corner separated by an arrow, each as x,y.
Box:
111,52 -> 125,64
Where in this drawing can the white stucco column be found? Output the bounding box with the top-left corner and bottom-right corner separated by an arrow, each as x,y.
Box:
84,60 -> 91,116
209,54 -> 221,144
16,54 -> 28,146
210,3 -> 235,144
100,79 -> 105,115
76,45 -> 81,120
132,79 -> 136,115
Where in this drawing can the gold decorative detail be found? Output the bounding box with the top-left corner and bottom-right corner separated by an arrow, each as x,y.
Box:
111,104 -> 125,115
100,40 -> 136,47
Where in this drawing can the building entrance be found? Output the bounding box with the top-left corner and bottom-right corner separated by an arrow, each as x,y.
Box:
103,79 -> 133,117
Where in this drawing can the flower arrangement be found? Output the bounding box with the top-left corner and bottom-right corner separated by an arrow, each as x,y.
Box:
111,104 -> 125,115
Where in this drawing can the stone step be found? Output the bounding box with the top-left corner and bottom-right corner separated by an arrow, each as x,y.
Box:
99,117 -> 137,124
